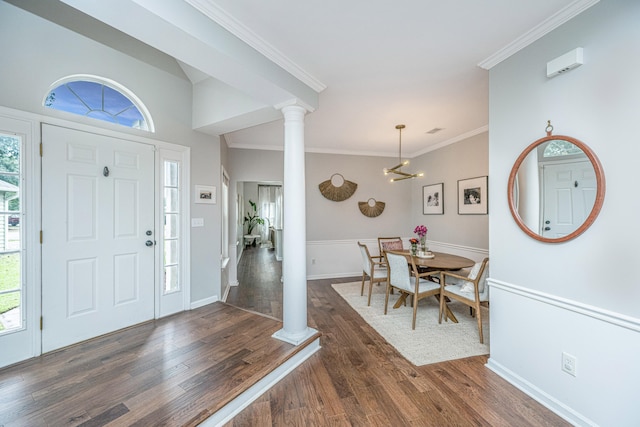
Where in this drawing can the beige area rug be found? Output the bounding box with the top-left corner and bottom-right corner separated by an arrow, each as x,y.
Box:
331,281 -> 489,366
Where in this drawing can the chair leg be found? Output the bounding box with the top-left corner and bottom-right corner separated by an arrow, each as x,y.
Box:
475,302 -> 484,344
367,281 -> 374,306
384,283 -> 391,315
412,294 -> 418,330
438,293 -> 445,323
361,273 -> 366,296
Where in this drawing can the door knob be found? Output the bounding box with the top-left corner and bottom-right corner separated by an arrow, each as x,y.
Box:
145,240 -> 154,247
544,227 -> 551,231
146,230 -> 153,236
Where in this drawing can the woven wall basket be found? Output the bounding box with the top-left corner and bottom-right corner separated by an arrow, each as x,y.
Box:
358,198 -> 385,217
318,173 -> 358,202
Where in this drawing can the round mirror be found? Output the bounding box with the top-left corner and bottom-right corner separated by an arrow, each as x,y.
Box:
508,129 -> 605,243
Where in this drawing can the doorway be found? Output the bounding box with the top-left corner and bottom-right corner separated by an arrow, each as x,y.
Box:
41,124 -> 156,352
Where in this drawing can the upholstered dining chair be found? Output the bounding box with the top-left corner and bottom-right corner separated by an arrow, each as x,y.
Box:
384,250 -> 440,330
377,237 -> 403,264
357,242 -> 388,306
438,258 -> 490,343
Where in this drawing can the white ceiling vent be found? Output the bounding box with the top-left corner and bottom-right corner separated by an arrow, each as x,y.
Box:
426,127 -> 444,134
547,48 -> 583,78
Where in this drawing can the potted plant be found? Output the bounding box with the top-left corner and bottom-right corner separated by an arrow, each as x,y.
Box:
243,200 -> 264,246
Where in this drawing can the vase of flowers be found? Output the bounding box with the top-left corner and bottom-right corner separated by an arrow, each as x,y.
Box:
414,224 -> 428,252
409,238 -> 419,255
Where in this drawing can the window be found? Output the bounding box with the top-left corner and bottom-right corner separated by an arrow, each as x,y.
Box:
0,134 -> 22,334
44,75 -> 154,132
163,160 -> 180,294
542,140 -> 583,158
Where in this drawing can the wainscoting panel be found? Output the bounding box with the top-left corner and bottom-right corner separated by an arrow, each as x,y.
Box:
305,238 -> 488,280
486,279 -> 640,427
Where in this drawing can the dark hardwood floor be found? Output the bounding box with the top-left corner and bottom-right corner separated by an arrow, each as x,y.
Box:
0,246 -> 569,426
225,246 -> 569,426
0,300 -> 316,427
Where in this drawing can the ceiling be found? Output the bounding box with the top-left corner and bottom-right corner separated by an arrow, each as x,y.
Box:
10,0 -> 596,158
202,0 -> 591,157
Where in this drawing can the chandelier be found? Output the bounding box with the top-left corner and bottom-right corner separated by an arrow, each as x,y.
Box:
383,124 -> 423,182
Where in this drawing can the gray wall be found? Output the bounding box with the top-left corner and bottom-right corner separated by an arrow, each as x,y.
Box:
411,132 -> 488,249
305,153 -> 411,241
0,2 -> 222,303
488,0 -> 639,424
229,140 -> 488,249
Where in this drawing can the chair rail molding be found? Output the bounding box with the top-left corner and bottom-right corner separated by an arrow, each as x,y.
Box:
305,238 -> 489,280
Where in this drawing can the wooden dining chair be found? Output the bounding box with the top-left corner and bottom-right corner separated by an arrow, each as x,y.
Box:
384,250 -> 440,330
377,236 -> 403,263
357,242 -> 388,306
438,258 -> 490,343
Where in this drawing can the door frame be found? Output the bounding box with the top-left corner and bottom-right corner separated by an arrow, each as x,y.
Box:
0,106 -> 190,366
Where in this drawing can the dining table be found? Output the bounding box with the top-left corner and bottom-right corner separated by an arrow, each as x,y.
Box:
391,250 -> 475,323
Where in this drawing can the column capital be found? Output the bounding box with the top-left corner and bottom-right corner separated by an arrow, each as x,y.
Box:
275,98 -> 313,114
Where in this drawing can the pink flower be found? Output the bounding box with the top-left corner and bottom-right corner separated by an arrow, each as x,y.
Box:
413,225 -> 428,237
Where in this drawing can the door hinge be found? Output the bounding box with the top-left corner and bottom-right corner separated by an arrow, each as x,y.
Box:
40,230 -> 43,244
40,316 -> 43,330
40,142 -> 43,157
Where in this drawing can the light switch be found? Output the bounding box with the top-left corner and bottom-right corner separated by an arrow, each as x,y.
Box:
191,218 -> 204,227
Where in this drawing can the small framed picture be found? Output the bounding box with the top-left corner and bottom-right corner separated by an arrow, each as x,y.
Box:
195,185 -> 216,204
423,183 -> 444,215
458,176 -> 488,214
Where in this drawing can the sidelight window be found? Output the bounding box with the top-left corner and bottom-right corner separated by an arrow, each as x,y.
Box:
163,160 -> 181,294
0,134 -> 22,334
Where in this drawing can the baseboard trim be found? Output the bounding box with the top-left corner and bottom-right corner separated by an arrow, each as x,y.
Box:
191,296 -> 219,310
485,358 -> 596,426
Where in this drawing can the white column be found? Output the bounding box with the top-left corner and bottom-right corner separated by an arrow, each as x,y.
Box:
272,104 -> 317,345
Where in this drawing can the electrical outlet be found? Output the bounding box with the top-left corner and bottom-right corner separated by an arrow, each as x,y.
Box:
311,258 -> 316,265
562,352 -> 577,377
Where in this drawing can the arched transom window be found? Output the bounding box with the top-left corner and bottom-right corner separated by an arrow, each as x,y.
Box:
44,75 -> 154,132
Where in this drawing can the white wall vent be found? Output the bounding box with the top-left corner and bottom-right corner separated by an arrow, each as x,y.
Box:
547,48 -> 584,78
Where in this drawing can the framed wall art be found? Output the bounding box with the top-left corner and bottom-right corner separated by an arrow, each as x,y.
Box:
458,176 -> 488,214
422,183 -> 444,215
195,185 -> 216,204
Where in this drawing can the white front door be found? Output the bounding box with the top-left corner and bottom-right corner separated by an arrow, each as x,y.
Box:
541,160 -> 596,239
41,124 -> 155,352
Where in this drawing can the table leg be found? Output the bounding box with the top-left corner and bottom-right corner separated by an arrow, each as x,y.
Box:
393,292 -> 408,309
433,295 -> 458,323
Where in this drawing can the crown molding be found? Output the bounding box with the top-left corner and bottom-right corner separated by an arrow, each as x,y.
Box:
410,125 -> 489,158
478,0 -> 599,70
184,0 -> 327,93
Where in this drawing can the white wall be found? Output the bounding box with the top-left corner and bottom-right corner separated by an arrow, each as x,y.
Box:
0,2 -> 223,305
488,0 -> 640,425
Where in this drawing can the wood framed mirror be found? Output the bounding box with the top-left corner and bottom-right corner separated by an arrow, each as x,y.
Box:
507,123 -> 606,243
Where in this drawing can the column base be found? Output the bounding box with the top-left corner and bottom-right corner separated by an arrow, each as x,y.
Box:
272,327 -> 318,346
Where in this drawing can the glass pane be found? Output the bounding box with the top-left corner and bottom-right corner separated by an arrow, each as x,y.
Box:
0,250 -> 21,332
46,84 -> 90,115
164,214 -> 178,239
164,188 -> 178,212
164,265 -> 179,293
164,161 -> 179,187
1,215 -> 21,251
45,80 -> 148,131
0,135 -> 20,174
0,291 -> 21,332
0,135 -> 22,333
543,140 -> 583,157
164,240 -> 178,265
